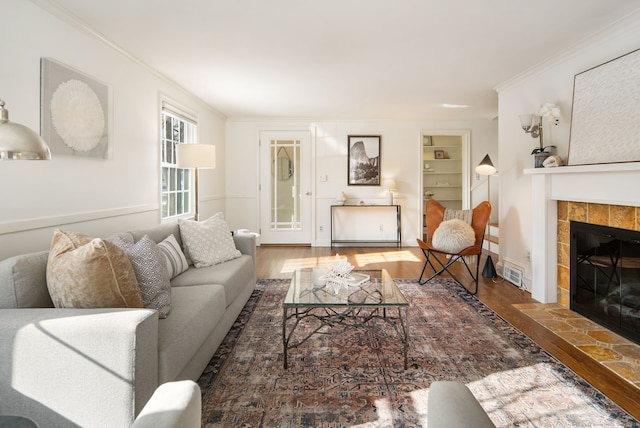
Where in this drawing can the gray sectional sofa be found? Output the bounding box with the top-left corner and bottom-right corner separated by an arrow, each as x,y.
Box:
0,222 -> 256,428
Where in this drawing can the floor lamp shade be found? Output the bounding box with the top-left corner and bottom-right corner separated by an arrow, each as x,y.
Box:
177,144 -> 216,169
0,100 -> 51,160
177,144 -> 216,221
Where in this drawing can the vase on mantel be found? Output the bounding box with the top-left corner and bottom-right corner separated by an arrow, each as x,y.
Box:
534,152 -> 551,168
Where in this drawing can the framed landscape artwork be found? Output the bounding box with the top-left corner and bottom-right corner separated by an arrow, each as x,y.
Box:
347,135 -> 381,186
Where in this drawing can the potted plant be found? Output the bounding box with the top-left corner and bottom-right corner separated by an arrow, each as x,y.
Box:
528,103 -> 560,168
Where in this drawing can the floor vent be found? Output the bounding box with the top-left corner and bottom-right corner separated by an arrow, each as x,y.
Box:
503,262 -> 523,288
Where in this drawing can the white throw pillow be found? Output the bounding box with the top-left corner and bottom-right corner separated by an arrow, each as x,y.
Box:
157,234 -> 189,278
431,219 -> 475,253
179,213 -> 241,268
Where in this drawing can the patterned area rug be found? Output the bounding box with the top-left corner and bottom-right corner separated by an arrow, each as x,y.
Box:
198,279 -> 639,427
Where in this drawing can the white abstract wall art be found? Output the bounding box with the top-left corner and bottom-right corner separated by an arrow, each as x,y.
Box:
41,58 -> 110,159
568,48 -> 640,166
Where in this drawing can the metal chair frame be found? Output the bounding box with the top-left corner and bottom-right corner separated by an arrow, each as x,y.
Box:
417,199 -> 492,295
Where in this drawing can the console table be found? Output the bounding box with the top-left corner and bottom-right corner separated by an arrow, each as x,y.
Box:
330,204 -> 401,247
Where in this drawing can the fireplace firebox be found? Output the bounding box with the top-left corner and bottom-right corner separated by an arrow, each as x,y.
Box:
571,221 -> 640,344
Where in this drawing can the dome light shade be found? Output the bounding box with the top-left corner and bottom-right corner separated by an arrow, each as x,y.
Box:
0,100 -> 51,160
475,154 -> 496,176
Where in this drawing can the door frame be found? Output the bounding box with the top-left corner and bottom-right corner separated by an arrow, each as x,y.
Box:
257,127 -> 315,244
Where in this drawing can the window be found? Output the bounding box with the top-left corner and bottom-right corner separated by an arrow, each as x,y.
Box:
160,102 -> 197,220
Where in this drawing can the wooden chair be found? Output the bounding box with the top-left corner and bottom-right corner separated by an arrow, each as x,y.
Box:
416,199 -> 491,294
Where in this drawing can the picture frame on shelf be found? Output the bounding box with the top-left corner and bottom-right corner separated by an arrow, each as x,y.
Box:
423,135 -> 433,146
434,149 -> 445,159
347,135 -> 381,186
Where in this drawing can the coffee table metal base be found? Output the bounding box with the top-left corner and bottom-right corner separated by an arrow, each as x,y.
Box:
282,305 -> 409,369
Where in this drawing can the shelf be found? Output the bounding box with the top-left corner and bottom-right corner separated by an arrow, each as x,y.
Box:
425,198 -> 461,202
424,171 -> 461,174
424,185 -> 462,188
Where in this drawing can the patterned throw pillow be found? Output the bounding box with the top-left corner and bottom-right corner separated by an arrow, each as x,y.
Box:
157,234 -> 189,278
178,213 -> 241,268
46,230 -> 143,309
112,235 -> 172,318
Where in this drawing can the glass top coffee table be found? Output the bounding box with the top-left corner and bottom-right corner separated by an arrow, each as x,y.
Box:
282,268 -> 410,369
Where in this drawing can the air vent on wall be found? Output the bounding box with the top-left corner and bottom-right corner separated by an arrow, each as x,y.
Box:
503,262 -> 523,288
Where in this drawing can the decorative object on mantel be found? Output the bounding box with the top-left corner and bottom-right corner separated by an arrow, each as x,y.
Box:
542,155 -> 565,168
384,178 -> 396,205
568,48 -> 640,166
475,154 -> 497,278
424,190 -> 434,199
336,191 -> 347,205
0,99 -> 51,160
519,102 -> 560,168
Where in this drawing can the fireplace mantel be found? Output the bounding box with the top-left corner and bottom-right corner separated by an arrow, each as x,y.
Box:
523,162 -> 640,303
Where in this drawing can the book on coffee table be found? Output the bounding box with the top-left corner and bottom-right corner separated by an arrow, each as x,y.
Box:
345,272 -> 370,286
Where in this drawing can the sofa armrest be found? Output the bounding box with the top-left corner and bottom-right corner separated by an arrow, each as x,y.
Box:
0,308 -> 159,428
428,381 -> 495,428
233,234 -> 256,261
132,380 -> 201,428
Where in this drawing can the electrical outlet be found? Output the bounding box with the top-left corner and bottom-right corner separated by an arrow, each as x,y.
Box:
526,251 -> 531,262
319,225 -> 324,232
379,224 -> 384,231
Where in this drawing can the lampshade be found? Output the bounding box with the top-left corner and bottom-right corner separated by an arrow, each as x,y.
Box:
518,114 -> 534,129
384,178 -> 397,190
475,154 -> 496,176
0,100 -> 51,160
177,144 -> 216,169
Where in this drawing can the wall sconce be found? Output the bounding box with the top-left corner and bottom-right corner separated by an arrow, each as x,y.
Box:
519,114 -> 541,139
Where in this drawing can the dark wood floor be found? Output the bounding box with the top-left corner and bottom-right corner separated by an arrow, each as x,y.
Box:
255,245 -> 640,419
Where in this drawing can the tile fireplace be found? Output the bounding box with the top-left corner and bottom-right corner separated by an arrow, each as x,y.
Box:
525,162 -> 640,304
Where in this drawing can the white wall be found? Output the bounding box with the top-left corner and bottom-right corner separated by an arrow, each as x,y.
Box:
0,1 -> 226,260
225,119 -> 498,246
495,11 -> 640,291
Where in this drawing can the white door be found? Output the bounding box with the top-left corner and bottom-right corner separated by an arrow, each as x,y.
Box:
259,130 -> 312,244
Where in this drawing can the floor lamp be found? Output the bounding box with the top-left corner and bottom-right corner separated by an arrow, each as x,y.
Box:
476,154 -> 497,278
177,144 -> 216,221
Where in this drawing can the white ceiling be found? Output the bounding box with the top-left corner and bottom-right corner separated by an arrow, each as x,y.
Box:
38,0 -> 640,121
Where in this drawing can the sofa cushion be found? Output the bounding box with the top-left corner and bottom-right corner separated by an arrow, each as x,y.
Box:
112,235 -> 172,318
157,284 -> 225,382
0,251 -> 53,308
178,213 -> 241,268
157,234 -> 189,279
46,230 -> 143,309
170,255 -> 254,308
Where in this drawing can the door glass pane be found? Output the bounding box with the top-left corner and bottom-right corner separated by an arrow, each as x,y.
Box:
270,139 -> 301,230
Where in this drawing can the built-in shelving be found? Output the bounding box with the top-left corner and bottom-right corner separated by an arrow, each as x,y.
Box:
422,136 -> 463,211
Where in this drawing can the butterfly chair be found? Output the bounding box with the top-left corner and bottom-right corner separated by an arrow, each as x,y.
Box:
416,199 -> 491,294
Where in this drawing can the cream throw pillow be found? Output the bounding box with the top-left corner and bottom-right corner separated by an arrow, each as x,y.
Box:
179,213 -> 241,268
46,230 -> 143,309
157,234 -> 189,278
431,219 -> 476,253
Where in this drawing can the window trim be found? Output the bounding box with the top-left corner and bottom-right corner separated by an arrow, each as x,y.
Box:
160,99 -> 198,222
